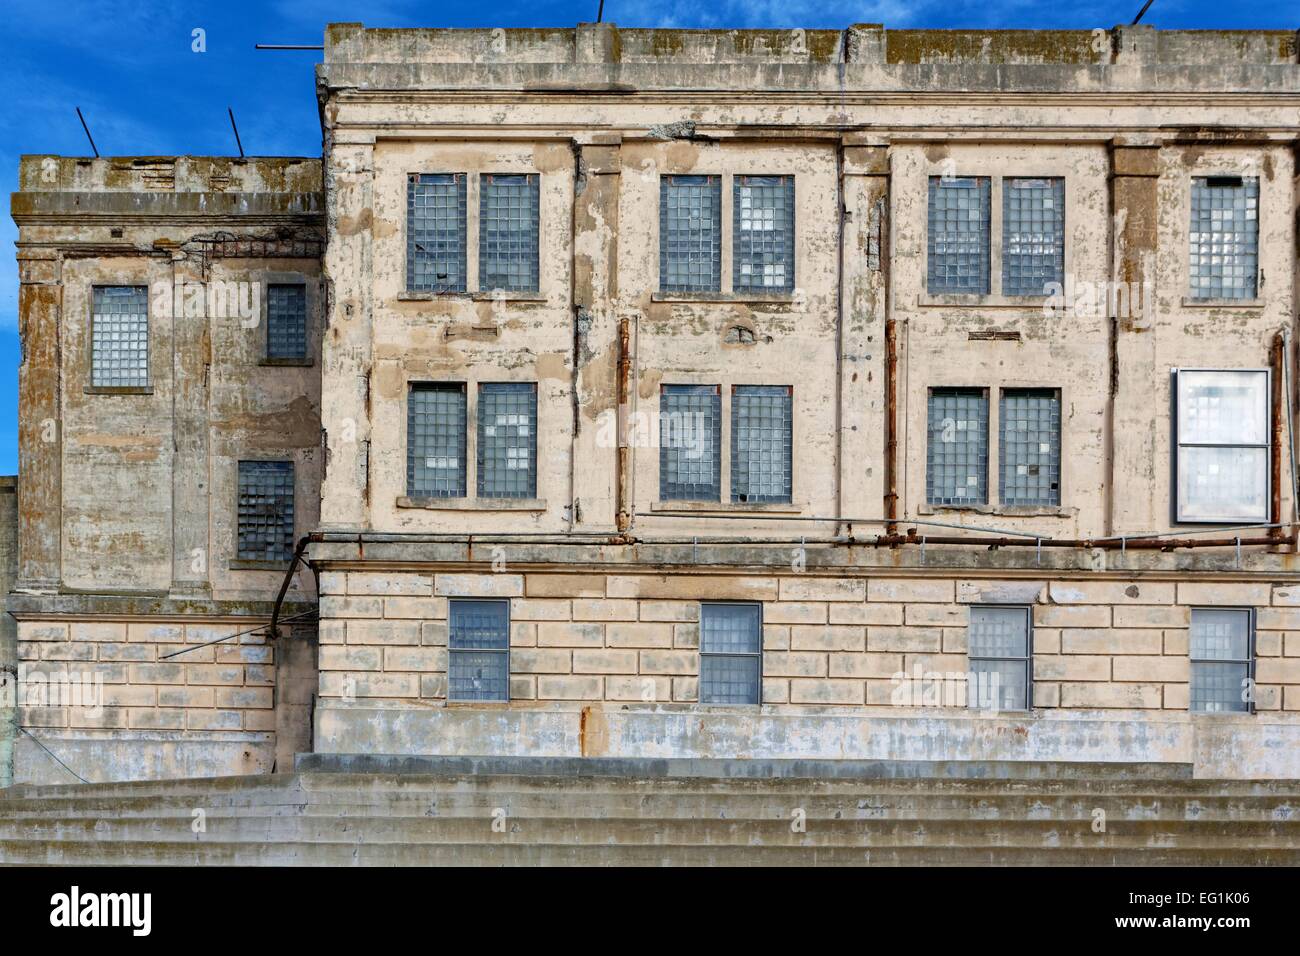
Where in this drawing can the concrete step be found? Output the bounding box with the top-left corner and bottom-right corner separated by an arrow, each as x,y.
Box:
2,814 -> 1297,849
2,838 -> 1297,867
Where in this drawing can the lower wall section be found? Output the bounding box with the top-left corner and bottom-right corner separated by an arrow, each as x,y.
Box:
14,729 -> 274,784
313,700 -> 1300,780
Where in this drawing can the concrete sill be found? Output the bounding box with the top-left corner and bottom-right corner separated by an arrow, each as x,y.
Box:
396,290 -> 547,303
228,559 -> 293,571
398,496 -> 548,512
259,357 -> 314,367
84,385 -> 154,396
917,504 -> 1072,518
917,293 -> 1049,309
1180,297 -> 1263,309
649,501 -> 803,515
651,292 -> 794,305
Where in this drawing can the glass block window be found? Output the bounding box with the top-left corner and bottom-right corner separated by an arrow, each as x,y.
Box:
407,383 -> 467,498
1174,369 -> 1269,522
407,173 -> 467,293
1190,608 -> 1253,713
999,389 -> 1061,507
660,385 -> 721,501
733,175 -> 794,293
660,175 -> 721,293
449,599 -> 509,702
237,460 -> 295,562
927,388 -> 989,505
927,177 -> 990,294
479,174 -> 539,293
91,286 -> 149,387
1002,178 -> 1065,297
1189,177 -> 1258,300
266,284 -> 308,360
477,383 -> 537,499
730,385 -> 792,504
699,603 -> 761,705
968,606 -> 1031,712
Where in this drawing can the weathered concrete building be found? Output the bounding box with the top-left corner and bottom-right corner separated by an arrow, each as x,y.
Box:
9,23 -> 1300,785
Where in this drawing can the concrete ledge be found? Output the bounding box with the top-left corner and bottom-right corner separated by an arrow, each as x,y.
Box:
295,752 -> 1194,780
13,730 -> 273,785
313,701 -> 1300,780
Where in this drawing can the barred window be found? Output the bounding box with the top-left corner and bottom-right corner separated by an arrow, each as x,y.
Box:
477,383 -> 537,499
1190,177 -> 1258,300
999,389 -> 1061,506
237,460 -> 295,562
968,606 -> 1031,711
266,284 -> 308,360
1174,369 -> 1269,522
407,173 -> 467,293
659,385 -> 721,501
927,177 -> 990,294
1190,608 -> 1253,713
660,175 -> 721,293
407,383 -> 467,498
927,388 -> 989,505
448,599 -> 510,702
699,603 -> 762,705
479,174 -> 539,293
733,175 -> 794,292
91,286 -> 149,387
730,385 -> 792,504
1002,178 -> 1064,297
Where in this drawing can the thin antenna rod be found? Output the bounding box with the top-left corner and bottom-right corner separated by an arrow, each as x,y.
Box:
75,107 -> 99,158
254,44 -> 324,50
228,107 -> 245,158
597,0 -> 605,23
1132,0 -> 1156,24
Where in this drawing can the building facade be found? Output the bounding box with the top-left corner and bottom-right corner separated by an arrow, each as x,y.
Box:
8,23 -> 1300,784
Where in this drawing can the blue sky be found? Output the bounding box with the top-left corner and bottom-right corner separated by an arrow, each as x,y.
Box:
0,0 -> 1288,476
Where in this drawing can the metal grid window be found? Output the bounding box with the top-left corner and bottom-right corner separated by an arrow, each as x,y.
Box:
1174,369 -> 1269,522
1002,178 -> 1065,297
999,389 -> 1061,506
659,175 -> 721,293
91,286 -> 149,387
448,599 -> 510,702
266,284 -> 307,360
927,388 -> 989,505
477,383 -> 537,499
407,173 -> 467,293
1190,608 -> 1254,713
699,603 -> 762,705
733,175 -> 794,293
1189,177 -> 1258,300
479,174 -> 539,293
730,385 -> 792,504
659,385 -> 721,501
927,177 -> 991,294
407,383 -> 467,498
237,460 -> 295,562
968,606 -> 1031,711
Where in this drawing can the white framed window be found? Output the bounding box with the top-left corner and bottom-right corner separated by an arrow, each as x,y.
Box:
1173,369 -> 1269,523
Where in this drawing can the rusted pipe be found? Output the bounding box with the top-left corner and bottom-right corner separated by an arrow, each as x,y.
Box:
615,313 -> 631,534
1272,332 -> 1285,542
884,317 -> 899,538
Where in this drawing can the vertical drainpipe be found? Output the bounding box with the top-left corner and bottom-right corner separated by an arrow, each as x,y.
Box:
616,314 -> 631,535
884,317 -> 899,539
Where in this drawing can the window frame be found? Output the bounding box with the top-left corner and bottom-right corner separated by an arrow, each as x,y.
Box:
234,458 -> 296,566
476,381 -> 538,500
925,386 -> 991,507
447,598 -> 511,703
478,172 -> 541,294
967,605 -> 1033,712
698,601 -> 763,706
1187,175 -> 1260,302
731,174 -> 796,294
1171,367 -> 1271,524
89,284 -> 151,393
729,384 -> 793,505
997,387 -> 1062,507
264,282 -> 310,364
406,381 -> 469,499
926,175 -> 992,296
659,383 -> 723,502
1189,606 -> 1256,715
1000,176 -> 1066,298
